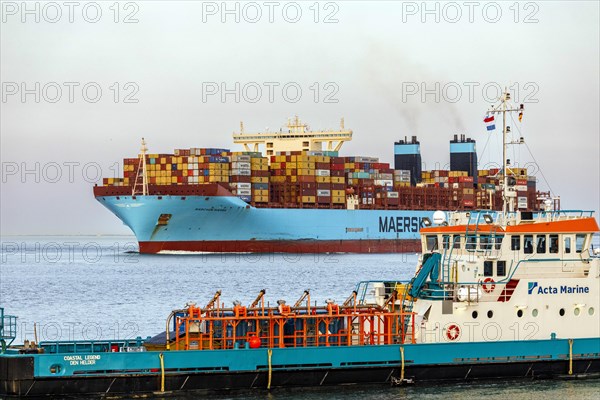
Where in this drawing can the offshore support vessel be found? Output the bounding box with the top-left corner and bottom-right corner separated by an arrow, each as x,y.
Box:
93,116 -> 548,254
2,91 -> 597,397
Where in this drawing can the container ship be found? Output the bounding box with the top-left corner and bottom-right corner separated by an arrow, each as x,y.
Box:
2,91 -> 598,397
93,116 -> 550,254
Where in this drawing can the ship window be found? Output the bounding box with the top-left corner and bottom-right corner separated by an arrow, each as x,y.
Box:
532,309 -> 538,317
483,261 -> 493,277
266,142 -> 273,148
589,307 -> 595,316
302,141 -> 309,147
267,150 -> 273,155
494,235 -> 504,250
549,234 -> 559,253
472,311 -> 478,319
564,237 -> 571,253
517,309 -> 523,318
511,235 -> 520,251
466,236 -> 477,251
487,310 -> 493,318
559,308 -> 565,316
480,235 -> 492,250
536,235 -> 546,254
497,261 -> 506,277
523,235 -> 534,254
426,235 -> 438,251
575,234 -> 586,253
452,235 -> 461,249
442,235 -> 450,249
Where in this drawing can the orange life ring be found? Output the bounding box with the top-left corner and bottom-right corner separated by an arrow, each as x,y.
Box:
446,324 -> 460,341
482,278 -> 496,293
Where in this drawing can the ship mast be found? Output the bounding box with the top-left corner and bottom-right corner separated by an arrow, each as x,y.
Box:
486,88 -> 524,216
132,137 -> 149,196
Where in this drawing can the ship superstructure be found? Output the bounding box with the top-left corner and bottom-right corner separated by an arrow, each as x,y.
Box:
233,116 -> 352,156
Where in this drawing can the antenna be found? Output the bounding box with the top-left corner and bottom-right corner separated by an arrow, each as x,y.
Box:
486,88 -> 524,216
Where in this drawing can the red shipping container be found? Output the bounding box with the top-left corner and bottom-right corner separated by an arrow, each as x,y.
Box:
298,176 -> 316,183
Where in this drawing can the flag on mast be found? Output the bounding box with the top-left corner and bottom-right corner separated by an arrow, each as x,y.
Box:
484,115 -> 496,131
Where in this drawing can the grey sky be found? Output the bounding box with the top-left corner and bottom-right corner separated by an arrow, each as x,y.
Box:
1,1 -> 599,235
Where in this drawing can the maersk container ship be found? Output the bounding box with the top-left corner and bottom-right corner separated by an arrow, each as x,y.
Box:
93,117 -> 544,254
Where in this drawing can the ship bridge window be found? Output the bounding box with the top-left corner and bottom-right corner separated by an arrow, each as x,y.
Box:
575,234 -> 586,253
549,234 -> 559,254
564,237 -> 571,253
483,261 -> 493,276
494,235 -> 504,250
511,235 -> 521,251
466,236 -> 477,251
524,235 -> 534,254
452,235 -> 461,249
480,235 -> 492,250
266,142 -> 273,148
426,235 -> 438,251
497,260 -> 506,276
442,235 -> 450,249
536,235 -> 546,254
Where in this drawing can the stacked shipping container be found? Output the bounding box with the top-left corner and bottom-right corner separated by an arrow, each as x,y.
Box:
102,148 -> 541,211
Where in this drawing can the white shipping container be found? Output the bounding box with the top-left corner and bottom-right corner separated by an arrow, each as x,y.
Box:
375,180 -> 393,187
317,189 -> 331,197
230,182 -> 251,189
387,191 -> 399,198
377,173 -> 393,180
232,162 -> 251,169
356,157 -> 379,163
232,189 -> 252,196
394,176 -> 410,182
515,185 -> 528,192
315,169 -> 331,177
230,169 -> 252,176
394,169 -> 411,176
231,155 -> 251,162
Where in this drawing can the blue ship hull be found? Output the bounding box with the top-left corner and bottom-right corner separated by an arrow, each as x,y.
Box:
2,338 -> 598,397
95,194 -> 435,253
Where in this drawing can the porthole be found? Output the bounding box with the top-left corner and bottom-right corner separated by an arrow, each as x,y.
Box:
472,311 -> 478,319
49,364 -> 62,374
487,310 -> 493,318
532,309 -> 538,317
517,310 -> 523,318
559,308 -> 565,316
574,308 -> 580,316
589,307 -> 595,316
